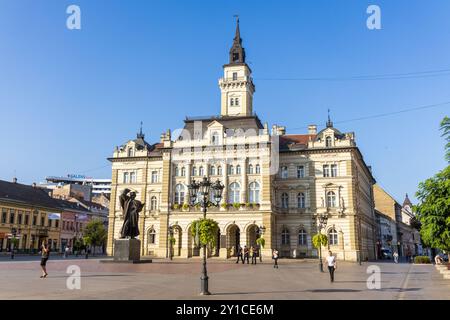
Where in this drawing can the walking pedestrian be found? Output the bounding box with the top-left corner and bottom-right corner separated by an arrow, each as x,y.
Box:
64,246 -> 69,258
326,251 -> 337,282
236,245 -> 243,264
244,246 -> 249,264
393,251 -> 399,263
272,249 -> 279,269
40,241 -> 50,278
251,246 -> 257,265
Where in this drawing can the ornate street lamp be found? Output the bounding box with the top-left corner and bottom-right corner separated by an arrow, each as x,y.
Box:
317,213 -> 328,272
188,177 -> 224,295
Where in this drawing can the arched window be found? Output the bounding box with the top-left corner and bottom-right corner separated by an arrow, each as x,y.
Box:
248,164 -> 253,174
174,184 -> 185,205
181,167 -> 186,177
297,192 -> 306,208
326,136 -> 332,148
228,182 -> 240,204
236,165 -> 241,174
148,228 -> 156,245
127,148 -> 134,157
281,228 -> 290,245
211,132 -> 220,145
298,229 -> 307,245
210,166 -> 216,176
255,164 -> 261,174
192,166 -> 197,176
326,191 -> 336,208
228,165 -> 234,175
199,166 -> 204,177
217,166 -> 223,175
248,182 -> 260,204
281,193 -> 289,209
328,228 -> 338,245
150,196 -> 158,211
174,167 -> 179,177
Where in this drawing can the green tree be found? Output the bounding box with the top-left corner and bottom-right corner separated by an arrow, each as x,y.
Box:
190,218 -> 219,247
82,219 -> 107,256
415,166 -> 450,252
312,233 -> 328,248
441,116 -> 450,162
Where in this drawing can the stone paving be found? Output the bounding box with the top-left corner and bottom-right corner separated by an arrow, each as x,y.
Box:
0,257 -> 448,300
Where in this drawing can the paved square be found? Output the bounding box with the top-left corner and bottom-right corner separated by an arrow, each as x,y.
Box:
0,257 -> 448,300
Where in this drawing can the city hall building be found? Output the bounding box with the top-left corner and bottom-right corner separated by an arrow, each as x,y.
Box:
107,21 -> 377,261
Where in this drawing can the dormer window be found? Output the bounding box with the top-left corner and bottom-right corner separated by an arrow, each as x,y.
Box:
325,136 -> 332,148
211,132 -> 220,145
127,148 -> 134,157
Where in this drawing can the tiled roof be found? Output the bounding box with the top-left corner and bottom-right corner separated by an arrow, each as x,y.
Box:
0,180 -> 60,210
279,134 -> 316,151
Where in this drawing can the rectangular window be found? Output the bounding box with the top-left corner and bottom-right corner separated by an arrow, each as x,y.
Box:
9,209 -> 15,224
130,172 -> 136,183
17,211 -> 23,225
41,216 -> 45,226
48,218 -> 52,228
331,164 -> 338,177
33,215 -> 37,226
151,171 -> 158,183
232,72 -> 238,80
24,214 -> 30,226
281,166 -> 288,179
323,165 -> 330,177
123,172 -> 129,183
297,166 -> 305,178
1,208 -> 7,224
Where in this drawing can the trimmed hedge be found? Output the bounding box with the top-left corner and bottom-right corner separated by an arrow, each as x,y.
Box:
414,256 -> 431,264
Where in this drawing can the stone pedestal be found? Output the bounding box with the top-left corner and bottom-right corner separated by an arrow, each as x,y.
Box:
114,239 -> 141,262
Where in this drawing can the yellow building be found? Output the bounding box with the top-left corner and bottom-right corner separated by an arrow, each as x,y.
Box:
0,179 -> 62,253
107,20 -> 377,262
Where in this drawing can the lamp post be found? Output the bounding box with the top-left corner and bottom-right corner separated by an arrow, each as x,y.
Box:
168,225 -> 174,261
317,213 -> 328,272
188,177 -> 224,296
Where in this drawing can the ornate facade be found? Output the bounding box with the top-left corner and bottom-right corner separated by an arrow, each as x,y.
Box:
107,20 -> 377,261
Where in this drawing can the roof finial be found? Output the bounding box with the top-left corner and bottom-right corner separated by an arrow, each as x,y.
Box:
137,121 -> 145,139
326,109 -> 333,128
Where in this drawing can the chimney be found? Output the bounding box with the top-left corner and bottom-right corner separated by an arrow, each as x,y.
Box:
12,177 -> 17,183
308,125 -> 317,135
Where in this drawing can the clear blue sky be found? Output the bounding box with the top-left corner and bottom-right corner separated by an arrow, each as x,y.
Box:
0,0 -> 448,203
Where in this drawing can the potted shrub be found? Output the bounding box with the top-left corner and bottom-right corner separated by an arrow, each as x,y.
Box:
173,204 -> 180,210
245,203 -> 252,209
182,203 -> 189,211
221,203 -> 228,210
232,203 -> 241,210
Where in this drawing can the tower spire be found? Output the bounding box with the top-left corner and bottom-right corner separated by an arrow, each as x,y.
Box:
229,15 -> 246,64
326,109 -> 333,128
137,121 -> 144,139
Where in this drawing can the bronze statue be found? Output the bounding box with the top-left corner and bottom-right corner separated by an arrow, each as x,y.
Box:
119,189 -> 144,239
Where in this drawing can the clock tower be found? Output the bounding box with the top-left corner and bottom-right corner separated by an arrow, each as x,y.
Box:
219,18 -> 255,117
